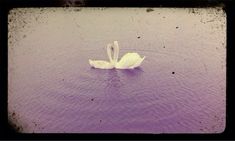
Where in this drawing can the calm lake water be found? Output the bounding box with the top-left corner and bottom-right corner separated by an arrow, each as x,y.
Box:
8,8 -> 226,133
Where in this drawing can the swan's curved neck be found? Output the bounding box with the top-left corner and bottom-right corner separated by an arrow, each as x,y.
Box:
107,41 -> 119,65
107,44 -> 114,64
113,41 -> 119,64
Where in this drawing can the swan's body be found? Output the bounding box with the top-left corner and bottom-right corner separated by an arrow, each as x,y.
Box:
89,60 -> 114,69
115,53 -> 145,69
89,41 -> 145,69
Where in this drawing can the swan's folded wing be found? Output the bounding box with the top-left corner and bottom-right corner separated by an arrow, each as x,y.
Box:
89,59 -> 114,69
129,56 -> 145,69
116,53 -> 144,69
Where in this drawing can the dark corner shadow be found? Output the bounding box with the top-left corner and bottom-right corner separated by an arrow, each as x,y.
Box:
7,119 -> 21,134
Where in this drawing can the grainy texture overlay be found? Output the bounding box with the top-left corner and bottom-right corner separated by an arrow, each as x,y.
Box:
8,8 -> 226,133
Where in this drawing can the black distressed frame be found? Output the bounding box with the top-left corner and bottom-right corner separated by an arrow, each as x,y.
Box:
0,0 -> 234,140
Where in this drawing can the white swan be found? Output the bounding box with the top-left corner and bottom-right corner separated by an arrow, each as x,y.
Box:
89,41 -> 145,69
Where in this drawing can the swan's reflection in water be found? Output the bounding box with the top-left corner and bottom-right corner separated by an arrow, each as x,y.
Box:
120,67 -> 144,77
106,69 -> 122,90
89,67 -> 144,97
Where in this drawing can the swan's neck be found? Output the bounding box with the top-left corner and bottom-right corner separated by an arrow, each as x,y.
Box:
113,41 -> 119,64
107,44 -> 114,64
107,41 -> 120,66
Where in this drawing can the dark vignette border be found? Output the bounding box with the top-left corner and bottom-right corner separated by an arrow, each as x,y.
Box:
0,0 -> 234,140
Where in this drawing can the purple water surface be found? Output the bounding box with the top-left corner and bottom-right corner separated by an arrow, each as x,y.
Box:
8,48 -> 225,133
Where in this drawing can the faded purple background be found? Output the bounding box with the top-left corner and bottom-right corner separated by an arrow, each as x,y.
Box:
8,8 -> 226,133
